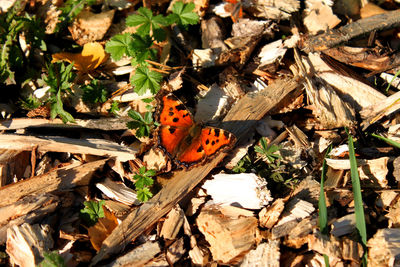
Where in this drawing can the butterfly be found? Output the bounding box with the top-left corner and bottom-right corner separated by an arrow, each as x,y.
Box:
155,93 -> 236,168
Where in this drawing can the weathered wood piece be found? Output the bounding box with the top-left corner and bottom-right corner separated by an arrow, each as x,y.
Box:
91,77 -> 301,265
0,117 -> 131,131
106,241 -> 162,267
0,134 -> 137,161
6,223 -> 54,267
239,240 -> 281,267
160,204 -> 184,240
0,149 -> 30,186
0,159 -> 107,208
368,229 -> 400,266
0,193 -> 59,243
302,9 -> 400,53
196,205 -> 258,264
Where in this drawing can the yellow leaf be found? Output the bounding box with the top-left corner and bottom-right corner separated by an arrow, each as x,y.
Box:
88,206 -> 118,251
52,42 -> 108,73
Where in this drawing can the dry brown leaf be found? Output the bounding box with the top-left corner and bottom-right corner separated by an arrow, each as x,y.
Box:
88,206 -> 119,251
52,42 -> 108,73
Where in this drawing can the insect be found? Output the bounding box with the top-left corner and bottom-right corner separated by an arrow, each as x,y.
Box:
155,93 -> 236,168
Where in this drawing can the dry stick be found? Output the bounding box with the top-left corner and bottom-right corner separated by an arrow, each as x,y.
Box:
301,9 -> 400,53
91,77 -> 301,265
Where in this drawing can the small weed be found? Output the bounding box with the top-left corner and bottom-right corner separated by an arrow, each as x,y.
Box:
38,251 -> 66,267
127,110 -> 159,138
81,79 -> 108,104
45,62 -> 76,123
105,1 -> 199,95
80,200 -> 105,226
134,166 -> 155,202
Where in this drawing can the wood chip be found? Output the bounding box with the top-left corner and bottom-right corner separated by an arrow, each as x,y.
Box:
107,241 -> 162,267
6,223 -> 54,267
368,228 -> 400,266
239,240 -> 281,267
259,198 -> 286,229
0,193 -> 59,244
196,205 -> 258,264
202,173 -> 272,209
160,204 -> 185,240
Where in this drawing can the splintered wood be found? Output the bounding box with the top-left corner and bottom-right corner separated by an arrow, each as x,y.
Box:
196,205 -> 258,264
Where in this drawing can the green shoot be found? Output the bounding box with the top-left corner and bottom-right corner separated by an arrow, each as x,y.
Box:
80,200 -> 105,226
371,133 -> 400,149
38,251 -> 66,267
319,146 -> 332,267
385,69 -> 400,92
232,155 -> 253,173
108,101 -> 120,115
347,131 -> 368,266
134,166 -> 155,202
45,62 -> 76,123
81,79 -> 108,104
19,95 -> 41,110
254,138 -> 281,163
127,110 -> 159,138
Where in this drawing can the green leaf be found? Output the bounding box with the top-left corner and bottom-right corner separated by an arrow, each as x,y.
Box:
108,101 -> 120,115
137,187 -> 153,202
170,2 -> 199,27
126,7 -> 169,41
50,90 -> 75,124
348,132 -> 368,266
128,110 -> 145,122
80,200 -> 105,226
319,145 -> 331,235
38,251 -> 66,267
131,66 -> 162,95
105,33 -> 133,61
130,34 -> 157,63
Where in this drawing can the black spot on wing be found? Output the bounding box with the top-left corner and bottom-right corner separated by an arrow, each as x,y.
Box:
169,107 -> 173,111
168,111 -> 174,116
168,127 -> 176,134
214,129 -> 220,137
223,131 -> 230,138
197,146 -> 203,153
211,140 -> 215,145
173,117 -> 179,122
205,139 -> 209,145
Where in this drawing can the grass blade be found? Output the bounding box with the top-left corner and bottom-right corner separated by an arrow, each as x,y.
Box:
371,133 -> 400,149
319,146 -> 331,235
319,145 -> 332,267
348,133 -> 368,266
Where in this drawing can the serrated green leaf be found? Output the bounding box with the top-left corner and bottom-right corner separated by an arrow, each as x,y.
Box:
38,251 -> 66,267
145,169 -> 156,177
80,200 -> 105,226
105,33 -> 133,61
144,111 -> 153,124
128,109 -> 145,122
108,101 -> 120,115
131,66 -> 162,95
171,1 -> 199,26
137,187 -> 153,202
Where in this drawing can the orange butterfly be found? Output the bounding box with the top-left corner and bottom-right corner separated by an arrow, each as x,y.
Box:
156,93 -> 236,168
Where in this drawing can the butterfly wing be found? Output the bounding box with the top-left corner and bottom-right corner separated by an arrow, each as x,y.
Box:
156,93 -> 194,157
157,94 -> 194,127
176,127 -> 236,168
200,127 -> 236,156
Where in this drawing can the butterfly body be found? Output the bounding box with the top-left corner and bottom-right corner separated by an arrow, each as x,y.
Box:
156,93 -> 236,168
